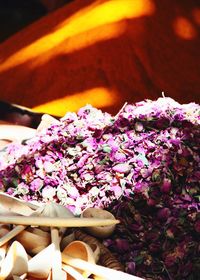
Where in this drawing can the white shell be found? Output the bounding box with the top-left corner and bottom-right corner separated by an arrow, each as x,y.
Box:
0,244 -> 8,266
16,228 -> 50,255
28,243 -> 55,278
60,232 -> 75,251
0,225 -> 9,265
0,193 -> 35,216
38,202 -> 74,218
37,202 -> 74,232
0,241 -> 28,279
90,243 -> 101,263
62,240 -> 96,278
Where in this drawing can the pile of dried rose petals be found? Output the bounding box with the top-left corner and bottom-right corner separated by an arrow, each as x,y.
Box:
0,97 -> 200,279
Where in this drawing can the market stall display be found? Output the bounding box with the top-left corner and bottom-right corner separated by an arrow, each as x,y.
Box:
0,97 -> 199,279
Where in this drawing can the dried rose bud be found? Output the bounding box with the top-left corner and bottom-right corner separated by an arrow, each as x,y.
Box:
145,231 -> 159,242
149,242 -> 161,253
129,223 -> 143,233
194,220 -> 200,233
160,178 -> 172,193
157,208 -> 171,221
126,261 -> 136,274
164,254 -> 177,268
147,198 -> 157,206
115,238 -> 130,253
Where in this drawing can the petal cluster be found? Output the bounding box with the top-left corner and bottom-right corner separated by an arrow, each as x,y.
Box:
0,98 -> 199,279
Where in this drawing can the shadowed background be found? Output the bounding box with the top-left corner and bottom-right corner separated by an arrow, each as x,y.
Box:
0,0 -> 199,118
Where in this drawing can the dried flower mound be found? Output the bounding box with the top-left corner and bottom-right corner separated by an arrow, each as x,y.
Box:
0,98 -> 200,279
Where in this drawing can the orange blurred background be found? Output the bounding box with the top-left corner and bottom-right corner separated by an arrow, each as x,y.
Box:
0,0 -> 199,118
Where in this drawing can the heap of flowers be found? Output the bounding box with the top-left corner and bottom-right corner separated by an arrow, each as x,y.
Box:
0,97 -> 199,279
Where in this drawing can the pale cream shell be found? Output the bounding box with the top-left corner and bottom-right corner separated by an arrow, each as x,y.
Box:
81,208 -> 116,238
28,243 -> 55,278
62,240 -> 96,278
0,193 -> 35,216
16,228 -> 50,255
0,241 -> 28,279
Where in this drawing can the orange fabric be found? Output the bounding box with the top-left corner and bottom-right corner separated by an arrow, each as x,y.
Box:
0,0 -> 199,116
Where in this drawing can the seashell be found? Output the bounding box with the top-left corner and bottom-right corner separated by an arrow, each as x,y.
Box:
81,208 -> 116,238
32,202 -> 73,280
16,228 -> 50,255
74,229 -> 124,271
28,227 -> 50,238
0,192 -> 36,216
0,226 -> 10,264
89,243 -> 101,263
28,243 -> 55,278
37,202 -> 74,233
62,264 -> 85,280
38,202 -> 74,219
0,241 -> 28,279
29,245 -> 48,255
62,240 -> 96,278
60,232 -> 75,251
62,250 -> 142,280
0,243 -> 8,266
0,204 -> 19,216
0,226 -> 9,265
0,125 -> 36,144
37,203 -> 74,280
0,225 -> 10,238
0,194 -> 40,247
50,227 -> 66,280
0,225 -> 26,247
